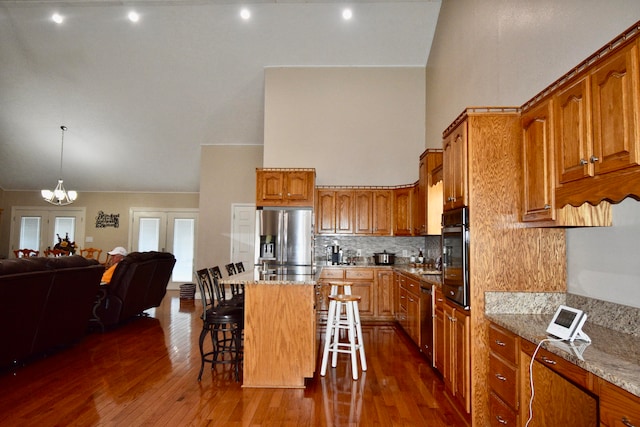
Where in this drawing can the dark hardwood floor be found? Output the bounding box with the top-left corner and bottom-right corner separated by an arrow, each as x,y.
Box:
0,291 -> 467,426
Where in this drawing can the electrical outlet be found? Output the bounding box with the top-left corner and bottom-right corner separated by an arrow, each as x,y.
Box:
356,249 -> 362,257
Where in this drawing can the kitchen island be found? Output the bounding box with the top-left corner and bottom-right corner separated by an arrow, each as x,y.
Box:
220,270 -> 318,388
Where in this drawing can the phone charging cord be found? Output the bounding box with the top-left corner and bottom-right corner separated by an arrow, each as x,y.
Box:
524,338 -> 565,427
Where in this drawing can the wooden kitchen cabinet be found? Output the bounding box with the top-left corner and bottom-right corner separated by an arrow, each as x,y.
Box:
354,190 -> 392,235
488,323 -> 520,426
316,267 -> 393,322
443,120 -> 468,212
316,189 -> 354,234
416,149 -> 444,235
520,339 -> 597,426
439,301 -> 470,414
433,286 -> 445,374
396,272 -> 421,346
256,168 -> 315,207
393,186 -> 413,236
555,39 -> 640,207
376,270 -> 394,319
599,377 -> 640,427
521,97 -> 612,226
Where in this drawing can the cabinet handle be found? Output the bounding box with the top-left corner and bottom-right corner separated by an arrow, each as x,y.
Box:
495,373 -> 507,381
495,415 -> 508,425
621,417 -> 636,427
540,356 -> 557,365
590,155 -> 599,163
580,158 -> 588,165
544,204 -> 551,210
494,339 -> 506,347
287,192 -> 291,196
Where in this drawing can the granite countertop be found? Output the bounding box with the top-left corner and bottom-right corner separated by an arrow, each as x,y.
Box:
487,312 -> 640,397
218,269 -> 317,285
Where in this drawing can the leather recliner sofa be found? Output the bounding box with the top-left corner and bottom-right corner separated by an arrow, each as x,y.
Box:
0,255 -> 104,368
95,251 -> 176,327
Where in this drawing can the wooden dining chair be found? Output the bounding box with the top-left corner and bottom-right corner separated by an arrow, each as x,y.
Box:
13,248 -> 39,258
44,248 -> 68,257
80,247 -> 103,263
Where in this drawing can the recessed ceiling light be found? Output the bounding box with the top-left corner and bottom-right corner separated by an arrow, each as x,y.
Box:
128,11 -> 140,23
240,8 -> 251,20
52,13 -> 64,24
342,8 -> 353,20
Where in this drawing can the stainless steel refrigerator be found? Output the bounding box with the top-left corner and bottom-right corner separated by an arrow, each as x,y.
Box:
255,208 -> 314,276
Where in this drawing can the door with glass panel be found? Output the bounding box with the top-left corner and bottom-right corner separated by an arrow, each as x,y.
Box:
131,209 -> 198,289
10,207 -> 86,256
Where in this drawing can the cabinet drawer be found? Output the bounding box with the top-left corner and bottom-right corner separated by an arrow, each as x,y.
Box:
489,353 -> 518,409
319,268 -> 345,279
521,339 -> 592,390
345,269 -> 374,280
489,323 -> 519,365
434,286 -> 445,309
489,392 -> 518,427
599,378 -> 640,427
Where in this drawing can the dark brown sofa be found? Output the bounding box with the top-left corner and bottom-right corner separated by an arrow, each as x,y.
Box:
0,255 -> 104,368
95,251 -> 176,327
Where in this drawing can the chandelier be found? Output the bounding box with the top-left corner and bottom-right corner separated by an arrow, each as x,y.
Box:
41,125 -> 77,206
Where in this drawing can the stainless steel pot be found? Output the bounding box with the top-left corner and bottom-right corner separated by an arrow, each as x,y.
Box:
373,251 -> 395,265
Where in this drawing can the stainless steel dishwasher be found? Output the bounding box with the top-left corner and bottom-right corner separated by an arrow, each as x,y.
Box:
420,283 -> 433,365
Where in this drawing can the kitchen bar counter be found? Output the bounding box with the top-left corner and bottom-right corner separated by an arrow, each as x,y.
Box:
486,312 -> 640,397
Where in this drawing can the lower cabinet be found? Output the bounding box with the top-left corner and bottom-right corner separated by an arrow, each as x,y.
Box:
435,298 -> 471,414
488,321 -> 640,427
396,271 -> 421,346
316,266 -> 394,322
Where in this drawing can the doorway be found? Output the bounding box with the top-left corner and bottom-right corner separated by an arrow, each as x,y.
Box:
130,208 -> 198,289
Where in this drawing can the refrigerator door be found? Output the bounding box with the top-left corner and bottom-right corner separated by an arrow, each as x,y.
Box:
282,209 -> 313,266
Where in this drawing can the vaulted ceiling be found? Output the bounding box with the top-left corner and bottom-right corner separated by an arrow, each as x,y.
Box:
0,0 -> 441,193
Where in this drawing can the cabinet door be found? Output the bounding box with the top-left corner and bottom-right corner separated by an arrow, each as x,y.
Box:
416,153 -> 428,233
354,191 -> 373,234
285,171 -> 313,202
443,121 -> 467,211
257,171 -> 284,203
407,289 -> 420,345
335,191 -> 354,234
554,75 -> 592,184
393,187 -> 413,236
591,41 -> 640,177
372,190 -> 392,235
316,190 -> 336,234
376,270 -> 394,318
522,100 -> 556,222
454,308 -> 471,413
426,153 -> 444,235
443,303 -> 454,391
434,304 -> 445,373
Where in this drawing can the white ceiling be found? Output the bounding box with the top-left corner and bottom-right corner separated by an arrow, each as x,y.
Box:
0,0 -> 441,193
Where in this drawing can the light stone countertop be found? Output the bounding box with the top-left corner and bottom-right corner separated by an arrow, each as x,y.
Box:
487,307 -> 640,397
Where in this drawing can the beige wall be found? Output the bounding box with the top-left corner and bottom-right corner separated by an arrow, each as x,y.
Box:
197,145 -> 263,272
0,190 -> 198,259
425,0 -> 640,307
264,66 -> 426,186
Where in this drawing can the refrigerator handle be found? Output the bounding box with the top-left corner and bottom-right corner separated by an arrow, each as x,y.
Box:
281,210 -> 288,263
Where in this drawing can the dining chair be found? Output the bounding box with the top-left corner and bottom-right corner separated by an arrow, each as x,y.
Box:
13,248 -> 39,258
44,248 -> 68,257
80,247 -> 103,263
234,262 -> 245,273
225,263 -> 237,276
209,266 -> 223,280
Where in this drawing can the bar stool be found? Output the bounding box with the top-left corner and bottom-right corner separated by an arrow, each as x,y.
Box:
320,282 -> 367,380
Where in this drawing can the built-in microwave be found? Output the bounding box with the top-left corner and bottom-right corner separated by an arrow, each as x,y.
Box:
441,207 -> 470,310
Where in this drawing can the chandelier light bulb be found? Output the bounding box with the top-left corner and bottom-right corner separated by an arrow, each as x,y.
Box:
42,126 -> 77,206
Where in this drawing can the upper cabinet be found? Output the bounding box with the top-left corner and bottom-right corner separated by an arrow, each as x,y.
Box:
520,25 -> 640,222
555,39 -> 640,207
354,190 -> 392,236
443,121 -> 468,212
393,186 -> 413,236
415,149 -> 443,234
316,189 -> 354,234
256,168 -> 315,208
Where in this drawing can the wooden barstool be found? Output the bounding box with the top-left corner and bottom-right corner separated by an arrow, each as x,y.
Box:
321,282 -> 367,380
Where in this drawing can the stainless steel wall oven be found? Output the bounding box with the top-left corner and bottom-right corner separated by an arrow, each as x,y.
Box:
442,207 -> 470,310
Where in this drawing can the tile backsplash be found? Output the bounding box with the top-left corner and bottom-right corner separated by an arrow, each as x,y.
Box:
315,235 -> 441,265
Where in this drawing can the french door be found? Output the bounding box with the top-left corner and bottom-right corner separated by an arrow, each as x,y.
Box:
130,209 -> 198,289
10,207 -> 86,255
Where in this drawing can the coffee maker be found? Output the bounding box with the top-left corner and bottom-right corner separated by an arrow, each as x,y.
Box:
330,242 -> 341,265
